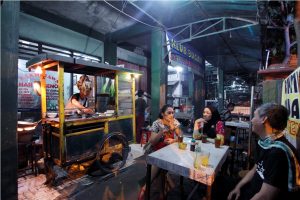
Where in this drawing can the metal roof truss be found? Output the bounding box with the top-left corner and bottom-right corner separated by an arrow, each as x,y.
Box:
166,17 -> 258,44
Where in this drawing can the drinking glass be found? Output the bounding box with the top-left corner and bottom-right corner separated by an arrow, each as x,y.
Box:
200,151 -> 210,167
178,134 -> 183,143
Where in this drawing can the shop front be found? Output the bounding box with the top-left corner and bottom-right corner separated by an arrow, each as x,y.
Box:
166,32 -> 205,133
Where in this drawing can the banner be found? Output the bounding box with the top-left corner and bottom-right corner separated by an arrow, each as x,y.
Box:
166,32 -> 205,74
281,67 -> 300,150
18,59 -> 58,109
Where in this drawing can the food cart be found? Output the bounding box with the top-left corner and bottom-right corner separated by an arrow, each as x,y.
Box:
26,53 -> 142,182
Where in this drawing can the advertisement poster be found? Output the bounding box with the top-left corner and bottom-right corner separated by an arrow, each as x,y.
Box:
281,67 -> 300,151
18,59 -> 58,110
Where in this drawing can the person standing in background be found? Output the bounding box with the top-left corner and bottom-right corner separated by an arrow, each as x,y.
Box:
135,89 -> 148,143
221,102 -> 235,144
221,102 -> 235,121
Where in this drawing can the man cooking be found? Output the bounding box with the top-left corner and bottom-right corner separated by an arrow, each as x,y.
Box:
65,75 -> 94,115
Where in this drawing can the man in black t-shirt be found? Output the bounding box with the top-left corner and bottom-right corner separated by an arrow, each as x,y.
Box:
228,103 -> 300,200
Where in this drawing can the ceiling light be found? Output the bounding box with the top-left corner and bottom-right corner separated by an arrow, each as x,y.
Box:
168,65 -> 174,70
175,66 -> 183,73
35,66 -> 42,74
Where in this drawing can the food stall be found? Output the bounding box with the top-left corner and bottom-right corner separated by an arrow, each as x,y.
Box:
26,53 -> 142,181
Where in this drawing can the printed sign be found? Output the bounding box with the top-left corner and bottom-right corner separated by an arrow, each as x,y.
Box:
166,32 -> 205,74
281,67 -> 300,150
18,59 -> 58,109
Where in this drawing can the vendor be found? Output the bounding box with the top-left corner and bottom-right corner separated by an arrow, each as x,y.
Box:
65,75 -> 94,115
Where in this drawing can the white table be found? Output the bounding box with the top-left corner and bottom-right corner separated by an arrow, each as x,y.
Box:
145,140 -> 229,200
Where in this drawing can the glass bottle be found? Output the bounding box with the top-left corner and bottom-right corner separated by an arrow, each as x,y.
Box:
194,143 -> 201,169
190,138 -> 196,152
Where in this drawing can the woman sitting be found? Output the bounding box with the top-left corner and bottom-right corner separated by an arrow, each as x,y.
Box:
139,104 -> 181,200
148,104 -> 181,150
193,105 -> 225,144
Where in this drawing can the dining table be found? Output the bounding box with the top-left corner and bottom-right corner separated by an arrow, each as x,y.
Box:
145,138 -> 229,200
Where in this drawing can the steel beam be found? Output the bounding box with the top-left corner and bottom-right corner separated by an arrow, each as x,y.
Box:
166,17 -> 258,44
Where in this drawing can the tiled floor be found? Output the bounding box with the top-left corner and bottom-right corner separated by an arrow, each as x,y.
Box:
18,144 -> 144,200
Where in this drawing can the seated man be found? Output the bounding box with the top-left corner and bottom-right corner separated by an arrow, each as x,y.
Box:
228,103 -> 300,200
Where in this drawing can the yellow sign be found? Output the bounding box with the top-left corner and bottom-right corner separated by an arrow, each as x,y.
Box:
281,67 -> 300,148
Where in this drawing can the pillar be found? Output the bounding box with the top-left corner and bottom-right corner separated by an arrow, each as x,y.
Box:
104,35 -> 117,65
151,28 -> 167,122
1,1 -> 20,199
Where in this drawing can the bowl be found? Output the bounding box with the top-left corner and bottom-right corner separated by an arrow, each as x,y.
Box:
47,112 -> 57,118
178,142 -> 187,150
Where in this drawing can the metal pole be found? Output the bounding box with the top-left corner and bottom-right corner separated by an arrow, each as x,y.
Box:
265,49 -> 270,69
248,86 -> 255,169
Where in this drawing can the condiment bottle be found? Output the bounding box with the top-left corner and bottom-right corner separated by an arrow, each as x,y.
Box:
190,138 -> 196,152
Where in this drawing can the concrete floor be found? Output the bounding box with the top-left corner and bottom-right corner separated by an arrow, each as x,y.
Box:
18,144 -> 235,200
18,144 -> 145,200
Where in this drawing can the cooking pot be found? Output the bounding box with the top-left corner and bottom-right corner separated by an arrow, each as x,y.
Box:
17,120 -> 40,143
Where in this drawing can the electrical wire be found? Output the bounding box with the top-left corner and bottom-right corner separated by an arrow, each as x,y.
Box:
109,0 -> 128,32
127,0 -> 166,28
103,0 -> 159,28
89,0 -> 159,57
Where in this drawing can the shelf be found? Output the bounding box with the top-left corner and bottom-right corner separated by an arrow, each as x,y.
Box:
258,67 -> 295,80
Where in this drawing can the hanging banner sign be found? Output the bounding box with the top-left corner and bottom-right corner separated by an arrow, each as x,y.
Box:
166,32 -> 204,73
281,67 -> 300,150
18,59 -> 58,109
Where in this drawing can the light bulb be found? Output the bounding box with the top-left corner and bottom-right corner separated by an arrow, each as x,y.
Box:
35,66 -> 42,74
